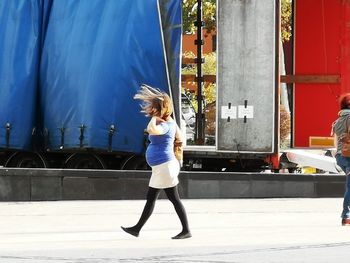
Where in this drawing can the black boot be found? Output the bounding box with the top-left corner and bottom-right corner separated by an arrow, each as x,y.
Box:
171,231 -> 192,239
121,226 -> 139,237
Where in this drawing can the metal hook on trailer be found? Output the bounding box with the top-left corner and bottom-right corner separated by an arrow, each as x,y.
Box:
59,127 -> 65,149
5,123 -> 11,148
108,124 -> 116,152
79,124 -> 85,148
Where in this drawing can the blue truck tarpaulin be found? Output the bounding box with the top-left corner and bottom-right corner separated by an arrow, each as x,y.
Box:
0,0 -> 44,150
0,0 -> 182,154
40,0 -> 181,153
159,0 -> 182,124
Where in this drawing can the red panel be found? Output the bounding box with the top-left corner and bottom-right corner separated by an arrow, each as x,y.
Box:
340,2 -> 350,95
293,0 -> 349,147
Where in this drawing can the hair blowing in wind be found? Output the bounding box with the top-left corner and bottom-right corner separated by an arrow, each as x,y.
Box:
134,84 -> 172,119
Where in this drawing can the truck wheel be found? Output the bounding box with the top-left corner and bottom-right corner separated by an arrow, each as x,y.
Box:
64,153 -> 105,169
121,155 -> 150,170
5,152 -> 48,168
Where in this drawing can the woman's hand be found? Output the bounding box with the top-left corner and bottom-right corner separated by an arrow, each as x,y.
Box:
147,116 -> 167,135
155,116 -> 165,125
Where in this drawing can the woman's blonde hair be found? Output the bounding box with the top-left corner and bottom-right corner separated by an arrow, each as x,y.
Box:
134,84 -> 173,119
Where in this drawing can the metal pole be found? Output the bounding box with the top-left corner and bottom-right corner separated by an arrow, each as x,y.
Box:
195,0 -> 205,144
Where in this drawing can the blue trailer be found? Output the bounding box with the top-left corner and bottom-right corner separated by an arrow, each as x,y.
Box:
0,0 -> 183,169
0,0 -> 280,171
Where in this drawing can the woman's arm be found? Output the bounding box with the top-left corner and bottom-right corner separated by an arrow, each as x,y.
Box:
174,123 -> 184,166
175,123 -> 184,143
147,116 -> 167,135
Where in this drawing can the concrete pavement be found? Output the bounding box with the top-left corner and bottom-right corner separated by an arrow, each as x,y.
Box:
0,198 -> 350,262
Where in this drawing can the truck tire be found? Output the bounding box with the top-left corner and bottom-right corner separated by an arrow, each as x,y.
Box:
121,155 -> 150,170
64,153 -> 106,169
5,152 -> 48,168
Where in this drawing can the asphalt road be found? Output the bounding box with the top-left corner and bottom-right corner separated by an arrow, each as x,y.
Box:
0,198 -> 350,262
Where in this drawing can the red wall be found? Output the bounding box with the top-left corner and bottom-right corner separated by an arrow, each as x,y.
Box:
341,2 -> 350,95
294,0 -> 350,147
182,30 -> 215,55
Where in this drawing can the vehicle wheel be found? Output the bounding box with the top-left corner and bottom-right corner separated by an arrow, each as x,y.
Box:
64,153 -> 106,169
121,155 -> 150,170
5,152 -> 48,168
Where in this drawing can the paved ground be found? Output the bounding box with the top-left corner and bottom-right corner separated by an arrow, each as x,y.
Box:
0,198 -> 350,262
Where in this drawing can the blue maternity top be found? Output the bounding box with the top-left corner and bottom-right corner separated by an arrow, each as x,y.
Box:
146,120 -> 176,166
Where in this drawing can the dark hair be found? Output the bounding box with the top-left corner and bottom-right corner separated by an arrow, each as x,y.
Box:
339,93 -> 350,110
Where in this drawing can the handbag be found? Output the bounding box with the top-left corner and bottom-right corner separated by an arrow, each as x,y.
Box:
341,132 -> 350,157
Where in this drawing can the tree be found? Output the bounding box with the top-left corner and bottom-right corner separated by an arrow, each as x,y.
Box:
182,0 -> 216,34
281,0 -> 292,42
